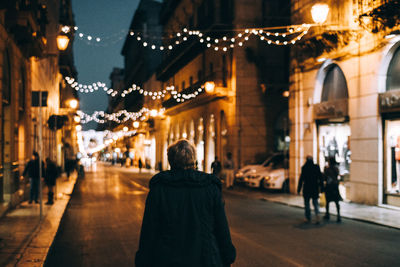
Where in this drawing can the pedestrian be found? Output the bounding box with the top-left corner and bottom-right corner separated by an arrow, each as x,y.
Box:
224,152 -> 235,189
138,158 -> 143,173
323,157 -> 342,222
22,151 -> 44,204
44,158 -> 58,205
135,139 -> 236,267
211,156 -> 222,178
64,142 -> 75,179
297,155 -> 324,224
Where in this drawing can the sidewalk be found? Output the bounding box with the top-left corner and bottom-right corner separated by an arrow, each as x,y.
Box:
0,173 -> 77,267
225,185 -> 400,229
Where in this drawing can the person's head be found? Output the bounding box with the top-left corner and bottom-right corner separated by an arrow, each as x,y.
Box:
227,152 -> 232,159
167,139 -> 196,170
328,157 -> 336,167
214,156 -> 218,161
306,155 -> 313,163
32,151 -> 39,160
46,157 -> 51,164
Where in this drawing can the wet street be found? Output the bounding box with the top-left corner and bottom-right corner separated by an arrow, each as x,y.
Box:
45,164 -> 400,267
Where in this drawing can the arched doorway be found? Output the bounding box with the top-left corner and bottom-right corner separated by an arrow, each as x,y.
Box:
382,44 -> 400,202
314,63 -> 350,200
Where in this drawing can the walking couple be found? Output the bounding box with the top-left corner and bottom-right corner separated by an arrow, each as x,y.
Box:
297,155 -> 342,224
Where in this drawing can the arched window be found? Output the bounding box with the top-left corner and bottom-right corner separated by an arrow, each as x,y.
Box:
387,46 -> 400,91
321,64 -> 348,102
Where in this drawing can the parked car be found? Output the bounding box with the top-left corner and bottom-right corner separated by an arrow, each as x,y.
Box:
235,153 -> 283,184
243,154 -> 290,192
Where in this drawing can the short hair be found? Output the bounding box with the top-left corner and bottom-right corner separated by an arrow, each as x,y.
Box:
167,139 -> 196,170
33,151 -> 39,158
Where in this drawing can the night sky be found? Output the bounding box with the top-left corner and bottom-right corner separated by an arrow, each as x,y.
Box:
72,0 -> 140,129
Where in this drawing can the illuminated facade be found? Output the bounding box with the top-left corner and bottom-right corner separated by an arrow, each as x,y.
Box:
0,0 -> 77,212
290,0 -> 400,206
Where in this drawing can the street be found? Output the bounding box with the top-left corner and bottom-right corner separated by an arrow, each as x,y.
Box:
45,164 -> 400,267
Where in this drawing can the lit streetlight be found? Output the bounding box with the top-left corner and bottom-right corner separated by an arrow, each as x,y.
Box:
311,3 -> 329,24
204,81 -> 215,93
68,99 -> 78,109
56,34 -> 70,51
133,121 -> 140,128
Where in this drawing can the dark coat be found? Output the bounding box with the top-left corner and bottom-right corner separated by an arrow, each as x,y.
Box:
135,169 -> 236,267
297,161 -> 323,199
23,159 -> 45,180
324,165 -> 342,202
45,161 -> 58,186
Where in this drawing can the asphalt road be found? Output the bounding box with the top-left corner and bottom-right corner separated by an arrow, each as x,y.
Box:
45,164 -> 400,267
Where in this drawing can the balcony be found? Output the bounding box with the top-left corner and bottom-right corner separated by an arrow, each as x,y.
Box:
5,3 -> 48,57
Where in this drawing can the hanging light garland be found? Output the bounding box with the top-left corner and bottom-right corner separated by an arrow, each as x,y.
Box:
78,107 -> 149,124
128,24 -> 312,52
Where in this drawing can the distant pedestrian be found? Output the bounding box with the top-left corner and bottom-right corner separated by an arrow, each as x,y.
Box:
64,142 -> 75,179
44,158 -> 58,205
297,155 -> 324,224
138,158 -> 143,173
211,156 -> 222,178
135,139 -> 236,267
22,152 -> 44,204
224,152 -> 235,189
323,157 -> 342,222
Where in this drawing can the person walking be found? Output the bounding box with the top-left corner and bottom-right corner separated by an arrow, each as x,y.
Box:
138,158 -> 143,173
323,157 -> 342,222
135,139 -> 236,267
22,152 -> 44,204
224,152 -> 235,189
44,158 -> 58,205
297,155 -> 324,224
211,156 -> 222,178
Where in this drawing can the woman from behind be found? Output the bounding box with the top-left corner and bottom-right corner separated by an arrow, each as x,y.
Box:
135,139 -> 236,267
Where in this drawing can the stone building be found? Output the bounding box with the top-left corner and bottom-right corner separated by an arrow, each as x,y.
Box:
152,0 -> 290,172
0,0 -> 76,212
289,0 -> 400,207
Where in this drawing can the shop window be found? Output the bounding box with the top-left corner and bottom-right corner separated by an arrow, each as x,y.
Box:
386,46 -> 400,91
321,64 -> 348,102
385,120 -> 400,194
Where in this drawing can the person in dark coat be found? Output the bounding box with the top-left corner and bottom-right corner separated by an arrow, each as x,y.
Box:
22,151 -> 44,204
323,157 -> 342,222
297,155 -> 324,223
138,158 -> 143,173
135,139 -> 236,267
211,156 -> 222,178
44,158 -> 58,205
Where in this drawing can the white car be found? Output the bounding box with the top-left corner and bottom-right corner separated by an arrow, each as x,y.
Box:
243,154 -> 289,192
235,154 -> 283,183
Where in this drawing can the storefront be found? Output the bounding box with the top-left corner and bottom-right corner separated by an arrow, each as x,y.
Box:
379,41 -> 400,206
314,62 -> 350,200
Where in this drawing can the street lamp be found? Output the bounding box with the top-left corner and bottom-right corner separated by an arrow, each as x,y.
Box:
133,121 -> 140,129
311,3 -> 329,24
56,34 -> 70,51
204,81 -> 215,93
68,99 -> 78,109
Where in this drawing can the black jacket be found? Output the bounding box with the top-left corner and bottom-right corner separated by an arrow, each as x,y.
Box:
23,159 -> 44,180
297,161 -> 323,199
135,169 -> 236,267
45,161 -> 58,186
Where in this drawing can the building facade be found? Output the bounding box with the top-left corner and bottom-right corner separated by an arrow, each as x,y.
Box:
153,0 -> 290,172
289,0 -> 400,207
0,0 -> 77,212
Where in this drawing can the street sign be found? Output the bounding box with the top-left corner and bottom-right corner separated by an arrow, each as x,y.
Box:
31,91 -> 48,107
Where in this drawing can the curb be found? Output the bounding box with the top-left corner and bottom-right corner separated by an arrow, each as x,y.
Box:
223,187 -> 400,231
11,175 -> 78,267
